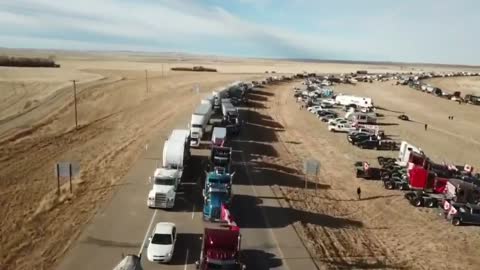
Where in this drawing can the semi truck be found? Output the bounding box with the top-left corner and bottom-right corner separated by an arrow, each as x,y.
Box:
211,127 -> 227,147
147,168 -> 181,209
195,225 -> 244,270
203,184 -> 232,221
210,146 -> 232,173
147,131 -> 189,209
191,103 -> 213,147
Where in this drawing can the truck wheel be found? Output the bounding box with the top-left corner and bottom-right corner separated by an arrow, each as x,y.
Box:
413,197 -> 423,207
385,181 -> 395,190
452,218 -> 461,226
427,199 -> 437,208
378,156 -> 385,165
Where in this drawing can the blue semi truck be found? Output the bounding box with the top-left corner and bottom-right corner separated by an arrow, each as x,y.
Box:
202,170 -> 234,221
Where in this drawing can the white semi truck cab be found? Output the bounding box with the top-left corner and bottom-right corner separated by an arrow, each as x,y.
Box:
147,168 -> 181,209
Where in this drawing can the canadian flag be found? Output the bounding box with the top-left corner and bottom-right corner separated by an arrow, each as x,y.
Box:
443,200 -> 451,211
363,162 -> 370,171
448,206 -> 458,216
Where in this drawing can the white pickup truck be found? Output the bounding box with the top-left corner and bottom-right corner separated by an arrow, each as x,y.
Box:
328,123 -> 356,133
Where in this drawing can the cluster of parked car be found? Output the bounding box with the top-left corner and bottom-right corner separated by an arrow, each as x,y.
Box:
296,83 -> 397,151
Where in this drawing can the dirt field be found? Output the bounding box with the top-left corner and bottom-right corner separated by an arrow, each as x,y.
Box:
246,77 -> 480,269
426,76 -> 480,96
1,50 -> 480,270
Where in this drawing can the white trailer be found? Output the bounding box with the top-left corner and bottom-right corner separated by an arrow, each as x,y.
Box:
162,139 -> 187,169
211,127 -> 227,146
397,141 -> 423,167
169,129 -> 190,159
221,102 -> 236,116
190,103 -> 213,147
335,95 -> 373,108
201,95 -> 214,109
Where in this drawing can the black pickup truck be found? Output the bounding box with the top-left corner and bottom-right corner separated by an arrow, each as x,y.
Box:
356,139 -> 397,150
448,203 -> 480,226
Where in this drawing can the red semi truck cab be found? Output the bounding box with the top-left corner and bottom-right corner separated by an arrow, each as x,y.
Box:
408,166 -> 447,193
196,225 -> 245,270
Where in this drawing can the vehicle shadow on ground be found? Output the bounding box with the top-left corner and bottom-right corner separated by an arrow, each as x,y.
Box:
241,249 -> 283,270
375,106 -> 404,114
232,154 -> 324,190
173,155 -> 207,212
243,109 -> 285,130
248,94 -> 268,102
247,100 -> 269,110
314,194 -> 401,202
251,89 -> 274,96
231,140 -> 279,158
231,194 -> 362,229
169,233 -> 202,265
82,236 -> 141,248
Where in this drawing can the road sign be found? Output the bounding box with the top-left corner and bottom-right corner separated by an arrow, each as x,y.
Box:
55,161 -> 80,194
55,162 -> 80,177
303,158 -> 320,176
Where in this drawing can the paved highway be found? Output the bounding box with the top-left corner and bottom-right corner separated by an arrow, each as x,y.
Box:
56,86 -> 317,270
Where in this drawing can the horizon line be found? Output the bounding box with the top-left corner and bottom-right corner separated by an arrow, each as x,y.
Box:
1,46 -> 480,69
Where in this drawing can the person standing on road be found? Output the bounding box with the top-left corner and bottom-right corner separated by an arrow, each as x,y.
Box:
424,123 -> 428,131
357,187 -> 362,200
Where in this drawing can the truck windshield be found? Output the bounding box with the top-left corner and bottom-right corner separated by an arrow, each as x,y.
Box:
151,234 -> 172,245
206,263 -> 239,270
154,177 -> 175,186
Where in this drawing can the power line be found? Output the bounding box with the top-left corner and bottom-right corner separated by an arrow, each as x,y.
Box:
71,80 -> 78,129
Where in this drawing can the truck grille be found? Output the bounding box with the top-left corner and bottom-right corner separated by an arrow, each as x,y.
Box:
154,193 -> 167,207
212,208 -> 220,219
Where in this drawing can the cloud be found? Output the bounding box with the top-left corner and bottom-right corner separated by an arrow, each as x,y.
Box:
0,0 -> 478,64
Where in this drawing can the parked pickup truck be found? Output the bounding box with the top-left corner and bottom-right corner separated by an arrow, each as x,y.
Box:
328,123 -> 355,133
356,139 -> 396,150
446,203 -> 480,226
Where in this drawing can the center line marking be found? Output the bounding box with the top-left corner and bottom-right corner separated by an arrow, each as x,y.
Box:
184,248 -> 190,270
192,203 -> 196,219
138,210 -> 157,257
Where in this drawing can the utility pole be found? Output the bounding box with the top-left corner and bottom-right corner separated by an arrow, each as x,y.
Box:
72,80 -> 78,129
145,70 -> 149,93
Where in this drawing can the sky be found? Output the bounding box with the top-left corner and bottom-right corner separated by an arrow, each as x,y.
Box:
0,0 -> 478,65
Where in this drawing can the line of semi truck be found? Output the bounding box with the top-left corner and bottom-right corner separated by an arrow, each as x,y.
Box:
356,140 -> 480,226
141,80 -> 256,269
